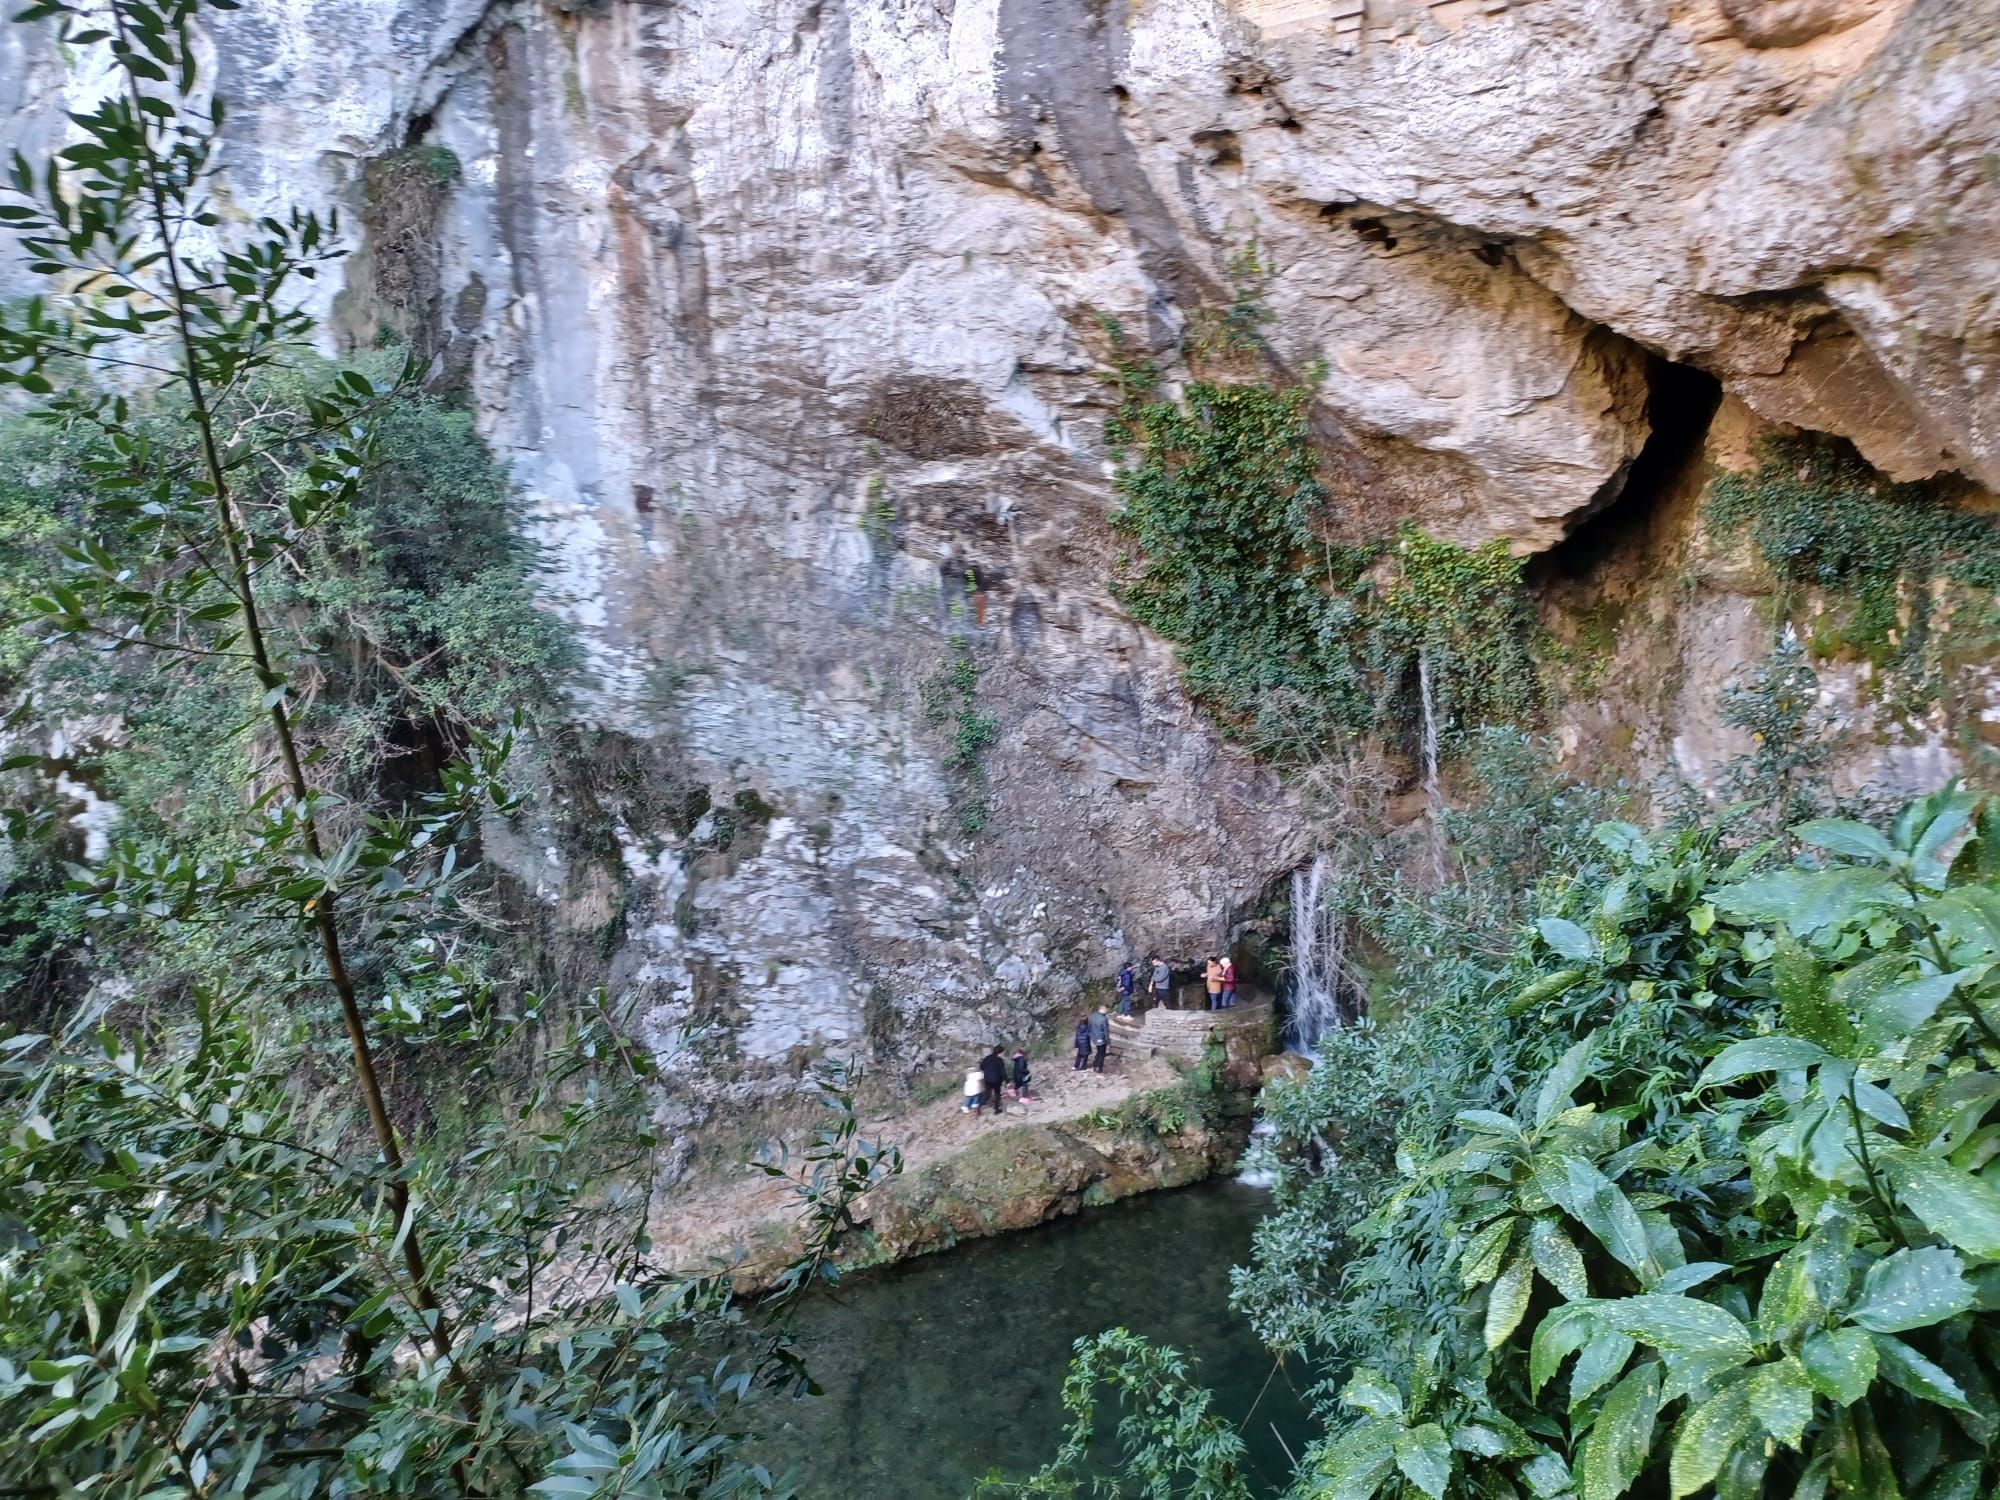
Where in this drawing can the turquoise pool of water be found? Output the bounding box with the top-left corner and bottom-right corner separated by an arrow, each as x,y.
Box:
749,1178 -> 1316,1498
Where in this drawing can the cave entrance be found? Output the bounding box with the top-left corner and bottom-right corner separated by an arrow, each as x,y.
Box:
1536,356 -> 1723,581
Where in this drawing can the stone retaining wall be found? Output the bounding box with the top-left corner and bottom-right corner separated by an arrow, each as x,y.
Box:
1112,995 -> 1277,1066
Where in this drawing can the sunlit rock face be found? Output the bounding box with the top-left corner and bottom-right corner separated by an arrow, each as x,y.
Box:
4,0 -> 1996,1128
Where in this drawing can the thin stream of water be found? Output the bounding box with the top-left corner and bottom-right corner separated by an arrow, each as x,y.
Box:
747,1179 -> 1316,1497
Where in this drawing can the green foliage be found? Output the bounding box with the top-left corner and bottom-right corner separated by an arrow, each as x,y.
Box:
0,5 -> 901,1495
1106,364 -> 1539,762
921,635 -> 999,834
1254,787 -> 2000,1500
972,1330 -> 1253,1499
1708,434 -> 2000,704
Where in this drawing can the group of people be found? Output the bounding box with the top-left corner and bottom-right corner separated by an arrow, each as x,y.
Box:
961,1044 -> 1033,1116
1114,953 -> 1238,1013
959,951 -> 1245,1118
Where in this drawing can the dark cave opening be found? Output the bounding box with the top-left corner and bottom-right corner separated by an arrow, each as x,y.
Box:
1534,355 -> 1723,581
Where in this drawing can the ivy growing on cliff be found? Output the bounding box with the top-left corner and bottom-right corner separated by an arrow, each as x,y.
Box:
1105,351 -> 1541,762
1707,434 -> 2000,714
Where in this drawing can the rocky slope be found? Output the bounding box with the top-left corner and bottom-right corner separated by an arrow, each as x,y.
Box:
5,0 -> 1997,1155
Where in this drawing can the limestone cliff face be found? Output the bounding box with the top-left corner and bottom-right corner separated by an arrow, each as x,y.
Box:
5,0 -> 1997,1147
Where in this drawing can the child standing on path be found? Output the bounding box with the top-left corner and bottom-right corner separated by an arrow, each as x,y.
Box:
1011,1047 -> 1034,1101
961,1064 -> 984,1114
1072,1017 -> 1092,1071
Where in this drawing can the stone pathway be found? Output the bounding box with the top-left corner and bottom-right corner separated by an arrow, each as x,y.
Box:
647,1039 -> 1185,1282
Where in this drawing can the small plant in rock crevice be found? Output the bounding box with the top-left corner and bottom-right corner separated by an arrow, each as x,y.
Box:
920,634 -> 999,835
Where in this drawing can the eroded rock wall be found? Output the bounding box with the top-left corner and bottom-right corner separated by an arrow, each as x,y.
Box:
5,0 -> 1997,1148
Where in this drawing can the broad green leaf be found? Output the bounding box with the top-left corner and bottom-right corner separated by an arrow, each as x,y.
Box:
1509,967 -> 1584,1015
1913,1460 -> 1981,1500
1460,1216 -> 1517,1288
1855,971 -> 1960,1049
1341,1368 -> 1405,1421
1565,1158 -> 1659,1282
1449,1415 -> 1532,1459
1485,1253 -> 1535,1350
1880,1148 -> 2000,1260
1597,1295 -> 1756,1364
1393,1423 -> 1452,1500
1800,1328 -> 1875,1406
1520,1449 -> 1573,1498
1530,1217 -> 1591,1302
1530,1304 -> 1595,1396
1776,937 -> 1856,1054
1696,1036 -> 1830,1090
1577,1360 -> 1659,1500
1570,1329 -> 1636,1410
1316,1417 -> 1397,1500
1847,1246 -> 1974,1333
1794,819 -> 1895,862
1871,1334 -> 1973,1413
1714,867 -> 1903,935
1455,1110 -> 1524,1138
1536,1035 -> 1596,1128
1654,1262 -> 1730,1296
1792,1453 -> 1834,1500
1929,889 -> 2000,957
1745,1356 -> 1812,1448
1668,1382 -> 1756,1498
1538,917 -> 1599,963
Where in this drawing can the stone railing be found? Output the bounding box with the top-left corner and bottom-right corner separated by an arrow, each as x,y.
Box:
1109,992 -> 1277,1066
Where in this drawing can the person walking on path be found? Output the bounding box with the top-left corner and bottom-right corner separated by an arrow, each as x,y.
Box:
961,1064 -> 984,1114
1204,955 -> 1225,1011
1088,1006 -> 1111,1072
1011,1047 -> 1034,1101
1073,1016 -> 1093,1070
1221,956 -> 1238,1009
1149,955 -> 1171,1011
1116,960 -> 1136,1015
979,1045 -> 1008,1115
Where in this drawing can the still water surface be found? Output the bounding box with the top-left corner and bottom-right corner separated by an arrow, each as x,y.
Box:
750,1179 -> 1316,1498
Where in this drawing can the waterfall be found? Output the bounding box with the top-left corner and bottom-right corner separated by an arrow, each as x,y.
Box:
1418,649 -> 1446,882
1236,1117 -> 1279,1188
1286,850 -> 1350,1056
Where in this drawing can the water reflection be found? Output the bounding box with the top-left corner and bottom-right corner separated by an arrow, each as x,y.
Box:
750,1179 -> 1316,1498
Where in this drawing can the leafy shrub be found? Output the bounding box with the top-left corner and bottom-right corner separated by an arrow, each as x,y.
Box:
1106,368 -> 1540,762
1293,787 -> 2000,1499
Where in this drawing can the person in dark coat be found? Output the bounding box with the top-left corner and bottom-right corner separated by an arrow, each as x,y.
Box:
1116,960 -> 1136,1015
979,1045 -> 1007,1115
1073,1017 -> 1092,1071
1088,1006 -> 1111,1072
1011,1047 -> 1033,1101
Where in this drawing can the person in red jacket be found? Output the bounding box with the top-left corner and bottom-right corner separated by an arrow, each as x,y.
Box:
1221,956 -> 1238,1009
